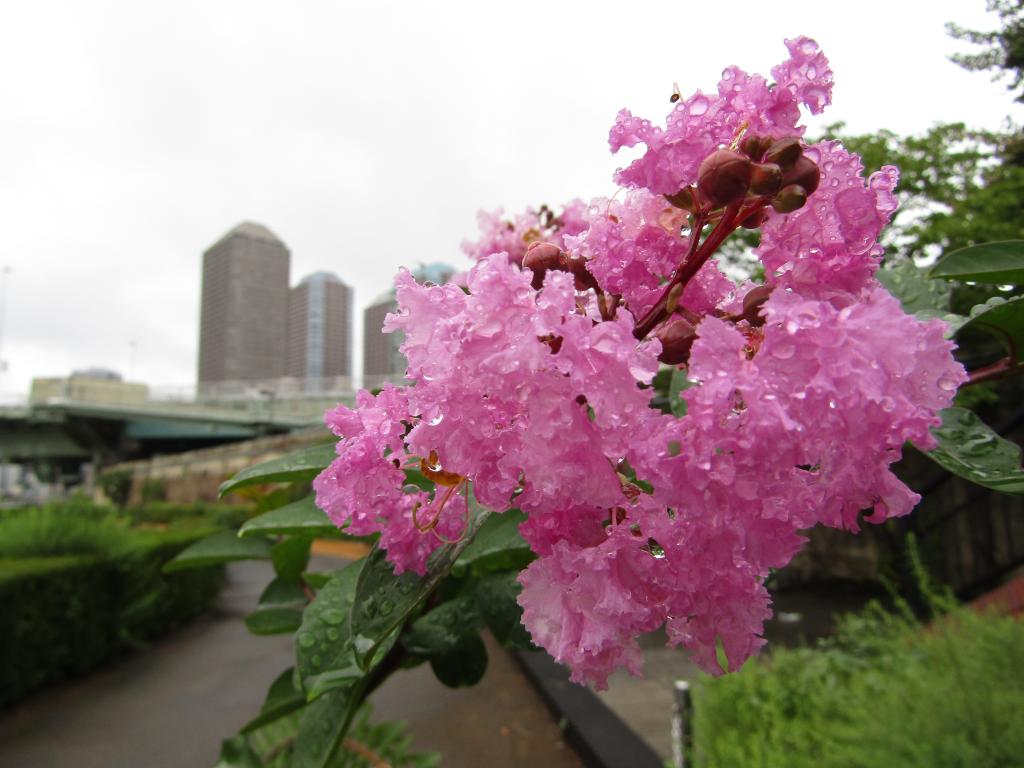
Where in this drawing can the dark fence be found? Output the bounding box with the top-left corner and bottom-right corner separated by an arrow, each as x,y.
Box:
908,405 -> 1024,599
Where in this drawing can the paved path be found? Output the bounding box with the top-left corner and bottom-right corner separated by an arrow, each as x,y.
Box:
0,560 -> 581,768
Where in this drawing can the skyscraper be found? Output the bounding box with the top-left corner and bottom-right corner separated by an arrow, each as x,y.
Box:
197,222 -> 290,389
287,271 -> 353,387
363,262 -> 455,390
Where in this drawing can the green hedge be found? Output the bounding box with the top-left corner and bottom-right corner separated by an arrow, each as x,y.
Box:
0,530 -> 225,708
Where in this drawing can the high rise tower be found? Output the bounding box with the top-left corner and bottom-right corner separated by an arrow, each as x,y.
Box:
197,222 -> 290,388
287,271 -> 353,386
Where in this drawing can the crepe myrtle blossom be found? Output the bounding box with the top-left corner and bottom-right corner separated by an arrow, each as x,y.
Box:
314,37 -> 966,688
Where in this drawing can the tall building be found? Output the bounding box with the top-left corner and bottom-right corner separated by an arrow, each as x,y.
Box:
197,222 -> 290,388
287,271 -> 353,387
363,262 -> 455,389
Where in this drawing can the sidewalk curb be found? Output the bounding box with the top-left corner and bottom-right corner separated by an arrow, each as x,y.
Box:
514,651 -> 664,768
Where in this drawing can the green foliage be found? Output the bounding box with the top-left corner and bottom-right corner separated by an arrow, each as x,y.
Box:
239,496 -> 339,538
235,701 -> 440,768
349,493 -> 491,671
163,530 -> 273,573
99,468 -> 133,508
210,448 -> 536,765
0,505 -> 138,559
948,0 -> 1024,104
219,441 -> 338,497
692,594 -> 1024,767
669,366 -> 694,417
929,240 -> 1024,284
924,407 -> 1024,493
140,477 -> 167,503
0,529 -> 224,707
452,509 -> 532,576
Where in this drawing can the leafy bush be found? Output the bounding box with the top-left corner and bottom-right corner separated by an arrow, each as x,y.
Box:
124,501 -> 255,529
692,593 -> 1024,767
0,528 -> 224,707
0,506 -> 136,558
99,469 -> 133,508
140,477 -> 167,503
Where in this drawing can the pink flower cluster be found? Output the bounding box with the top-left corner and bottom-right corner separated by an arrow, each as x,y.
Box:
314,37 -> 966,688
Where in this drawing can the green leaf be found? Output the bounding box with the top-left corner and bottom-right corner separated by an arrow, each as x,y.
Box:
272,536 -> 312,584
453,509 -> 532,576
214,735 -> 262,768
258,577 -> 307,609
402,594 -> 482,657
245,608 -> 304,636
878,258 -> 952,313
928,240 -> 1024,284
956,294 -> 1024,358
162,530 -> 272,573
350,489 -> 492,670
292,688 -> 359,768
669,366 -> 694,417
241,668 -> 306,733
302,571 -> 333,591
295,560 -> 363,694
428,633 -> 488,688
219,441 -> 337,498
474,570 -> 535,650
921,407 -> 1024,494
239,496 -> 338,538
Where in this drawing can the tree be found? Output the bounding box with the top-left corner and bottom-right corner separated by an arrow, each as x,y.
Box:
948,0 -> 1024,104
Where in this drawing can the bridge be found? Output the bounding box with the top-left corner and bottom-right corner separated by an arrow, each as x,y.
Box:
0,386 -> 359,488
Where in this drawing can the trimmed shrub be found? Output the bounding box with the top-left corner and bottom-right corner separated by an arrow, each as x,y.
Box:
0,529 -> 224,707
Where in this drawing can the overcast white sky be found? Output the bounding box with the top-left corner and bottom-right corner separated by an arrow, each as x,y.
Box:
0,0 -> 1020,399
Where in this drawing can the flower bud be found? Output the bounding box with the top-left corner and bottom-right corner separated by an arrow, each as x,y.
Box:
748,162 -> 783,196
740,284 -> 772,326
763,138 -> 802,169
523,242 -> 565,289
664,186 -> 697,212
697,149 -> 751,208
771,184 -> 808,213
782,155 -> 820,195
739,208 -> 770,229
656,316 -> 698,365
739,134 -> 773,160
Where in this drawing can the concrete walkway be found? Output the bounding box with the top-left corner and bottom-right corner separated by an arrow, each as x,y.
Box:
0,559 -> 581,768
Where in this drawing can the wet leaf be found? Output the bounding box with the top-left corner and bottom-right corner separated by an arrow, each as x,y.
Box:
220,442 -> 337,498
928,240 -> 1024,284
921,407 -> 1024,494
239,496 -> 339,538
162,530 -> 272,573
349,489 -> 492,670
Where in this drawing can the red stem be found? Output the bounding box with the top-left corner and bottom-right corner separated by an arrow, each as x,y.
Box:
633,198 -> 762,340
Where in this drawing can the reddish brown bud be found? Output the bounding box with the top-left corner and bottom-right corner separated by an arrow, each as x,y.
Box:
763,138 -> 802,169
771,184 -> 808,213
739,208 -> 770,229
782,155 -> 820,195
748,162 -> 783,196
740,284 -> 772,326
739,135 -> 773,160
664,185 -> 697,212
698,149 -> 752,208
656,316 -> 698,365
523,242 -> 565,289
